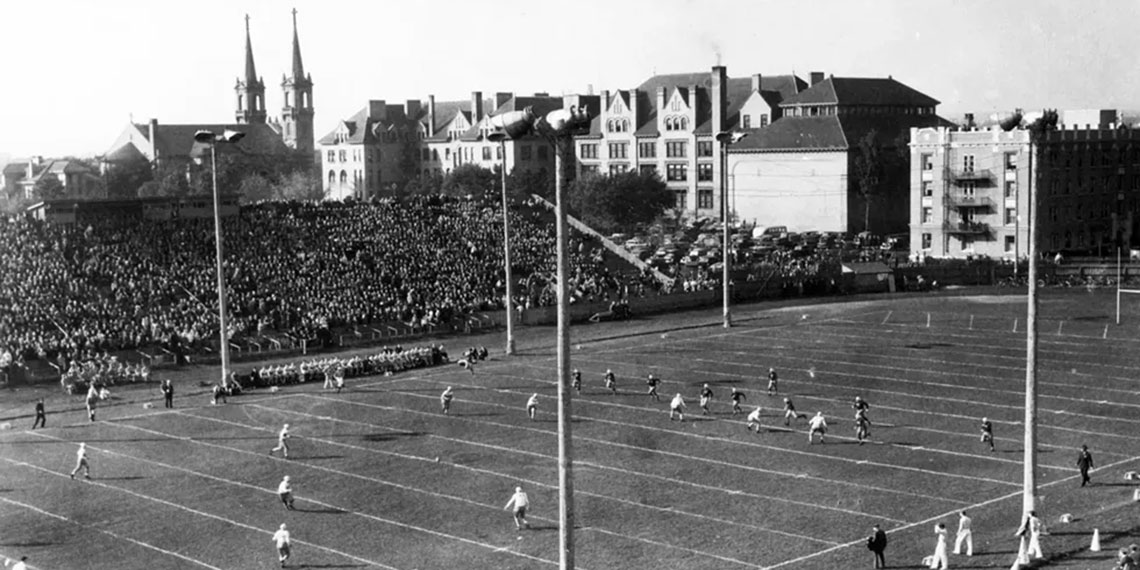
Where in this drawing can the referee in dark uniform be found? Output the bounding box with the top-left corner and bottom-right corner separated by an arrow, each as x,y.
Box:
31,398 -> 46,429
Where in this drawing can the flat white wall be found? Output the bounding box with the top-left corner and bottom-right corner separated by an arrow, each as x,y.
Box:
728,151 -> 849,232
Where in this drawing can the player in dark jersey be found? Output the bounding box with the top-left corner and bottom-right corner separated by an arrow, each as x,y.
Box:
572,369 -> 582,393
852,396 -> 870,420
980,417 -> 994,451
783,397 -> 808,426
699,383 -> 714,415
646,374 -> 661,401
767,368 -> 778,395
855,409 -> 871,444
604,369 -> 617,395
729,388 -> 746,414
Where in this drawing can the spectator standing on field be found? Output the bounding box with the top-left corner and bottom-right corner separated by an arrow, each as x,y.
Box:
504,486 -> 530,530
929,522 -> 949,569
31,399 -> 45,429
272,523 -> 291,567
1077,444 -> 1094,486
1014,510 -> 1044,561
953,510 -> 973,556
866,524 -> 887,569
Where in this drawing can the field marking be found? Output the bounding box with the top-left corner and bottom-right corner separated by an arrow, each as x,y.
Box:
0,494 -> 224,570
105,413 -> 776,568
21,429 -> 550,570
377,376 -> 1025,488
762,451 -> 1140,570
296,396 -> 970,508
449,364 -> 1088,469
189,402 -> 860,541
882,311 -> 892,325
0,453 -> 393,570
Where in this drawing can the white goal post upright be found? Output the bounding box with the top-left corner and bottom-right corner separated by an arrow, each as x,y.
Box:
1116,247 -> 1140,324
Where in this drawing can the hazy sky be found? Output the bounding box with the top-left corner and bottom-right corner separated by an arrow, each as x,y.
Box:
1,0 -> 1135,158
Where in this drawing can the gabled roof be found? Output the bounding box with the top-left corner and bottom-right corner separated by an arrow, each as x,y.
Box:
635,71 -> 807,135
732,116 -> 848,152
104,143 -> 148,164
780,77 -> 940,108
137,122 -> 288,158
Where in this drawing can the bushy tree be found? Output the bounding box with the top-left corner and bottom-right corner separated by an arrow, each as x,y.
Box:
103,161 -> 153,199
33,175 -> 66,201
505,167 -> 552,202
238,173 -> 275,204
441,164 -> 496,199
567,170 -> 672,234
274,171 -> 324,202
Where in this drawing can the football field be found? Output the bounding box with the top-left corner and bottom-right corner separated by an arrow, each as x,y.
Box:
3,290 -> 1140,569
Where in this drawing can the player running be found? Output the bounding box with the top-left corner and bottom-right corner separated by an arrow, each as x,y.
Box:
783,397 -> 808,426
440,387 -> 454,414
669,393 -> 687,422
646,374 -> 661,401
212,382 -> 228,405
504,486 -> 530,530
85,384 -> 99,422
855,409 -> 871,444
730,388 -> 746,414
852,396 -> 870,421
572,369 -> 582,393
767,368 -> 778,395
604,369 -> 616,395
277,476 -> 296,510
746,406 -> 763,433
808,411 -> 828,444
270,424 -> 291,459
980,417 -> 994,452
272,523 -> 292,567
699,383 -> 714,415
526,393 -> 539,421
69,442 -> 91,479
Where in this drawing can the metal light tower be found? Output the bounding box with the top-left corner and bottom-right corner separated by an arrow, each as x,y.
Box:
193,129 -> 245,388
489,105 -> 591,570
715,131 -> 748,328
486,130 -> 516,355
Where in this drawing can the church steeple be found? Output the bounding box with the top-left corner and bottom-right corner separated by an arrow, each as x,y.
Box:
281,7 -> 314,154
235,14 -> 267,124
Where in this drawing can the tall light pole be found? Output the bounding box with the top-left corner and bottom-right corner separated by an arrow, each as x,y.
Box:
716,131 -> 748,328
490,105 -> 591,570
193,129 -> 245,389
486,130 -> 515,355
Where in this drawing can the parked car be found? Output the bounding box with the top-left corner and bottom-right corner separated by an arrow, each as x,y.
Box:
625,238 -> 650,252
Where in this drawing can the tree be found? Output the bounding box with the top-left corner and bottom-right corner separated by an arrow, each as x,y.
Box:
238,173 -> 275,204
567,170 -> 673,234
152,169 -> 192,198
441,164 -> 496,199
853,129 -> 883,233
104,161 -> 153,199
33,175 -> 66,201
402,171 -> 443,197
505,167 -> 552,202
274,171 -> 324,202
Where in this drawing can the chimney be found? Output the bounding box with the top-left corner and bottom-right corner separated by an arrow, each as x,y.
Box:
587,84 -> 594,96
471,91 -> 484,121
711,66 -> 727,132
810,71 -> 825,86
601,90 -> 610,117
630,89 -> 639,127
148,119 -> 158,160
406,99 -> 422,121
368,100 -> 387,121
495,92 -> 512,111
964,113 -> 975,128
656,86 -> 667,118
751,73 -> 762,93
428,95 -> 436,136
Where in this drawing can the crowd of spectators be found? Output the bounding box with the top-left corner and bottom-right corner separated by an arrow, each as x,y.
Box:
0,196 -> 635,365
244,344 -> 448,388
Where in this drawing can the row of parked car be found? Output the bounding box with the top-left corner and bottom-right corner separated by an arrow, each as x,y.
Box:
615,223 -> 910,271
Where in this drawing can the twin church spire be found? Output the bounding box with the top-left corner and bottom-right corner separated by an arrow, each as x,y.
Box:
234,10 -> 314,154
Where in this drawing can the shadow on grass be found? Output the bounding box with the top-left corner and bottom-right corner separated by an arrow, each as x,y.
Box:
0,541 -> 55,547
99,476 -> 146,481
455,412 -> 500,417
297,564 -> 367,568
296,456 -> 344,461
294,506 -> 347,514
361,432 -> 425,442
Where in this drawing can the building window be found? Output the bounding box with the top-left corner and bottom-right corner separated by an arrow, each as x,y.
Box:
496,146 -> 503,159
698,189 -> 713,209
1005,152 -> 1018,170
326,150 -> 336,163
339,150 -> 347,162
639,142 -> 656,158
1005,207 -> 1016,225
922,207 -> 933,223
482,147 -> 492,160
328,170 -> 335,186
339,170 -> 347,186
963,154 -> 975,173
444,148 -> 451,160
608,164 -> 628,176
639,164 -> 657,176
673,190 -> 687,209
921,233 -> 932,249
537,145 -> 548,160
697,141 -> 713,157
666,164 -> 688,181
921,154 -> 934,170
922,181 -> 933,197
582,165 -> 599,175
666,141 -> 687,158
608,143 -> 628,159
962,181 -> 976,198
760,114 -> 769,127
698,163 -> 713,181
742,115 -> 751,128
580,143 -> 598,159
1005,180 -> 1016,198
1005,236 -> 1015,253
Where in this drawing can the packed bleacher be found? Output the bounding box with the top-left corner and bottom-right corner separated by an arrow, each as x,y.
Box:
0,196 -> 639,367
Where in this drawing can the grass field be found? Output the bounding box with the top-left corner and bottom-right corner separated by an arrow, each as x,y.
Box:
4,289 -> 1140,570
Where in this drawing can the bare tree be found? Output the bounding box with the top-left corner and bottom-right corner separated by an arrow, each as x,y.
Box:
853,129 -> 882,233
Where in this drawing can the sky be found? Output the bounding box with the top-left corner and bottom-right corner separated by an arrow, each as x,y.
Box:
0,0 -> 1136,159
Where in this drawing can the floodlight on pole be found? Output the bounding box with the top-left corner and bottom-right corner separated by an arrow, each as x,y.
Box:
193,129 -> 245,390
486,129 -> 516,355
715,130 -> 748,329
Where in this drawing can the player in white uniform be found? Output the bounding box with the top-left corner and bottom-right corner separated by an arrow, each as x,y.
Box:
669,393 -> 686,422
746,406 -> 763,433
808,412 -> 828,444
526,394 -> 539,421
503,486 -> 530,530
69,442 -> 91,479
270,424 -> 291,459
272,523 -> 292,566
277,476 -> 295,510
